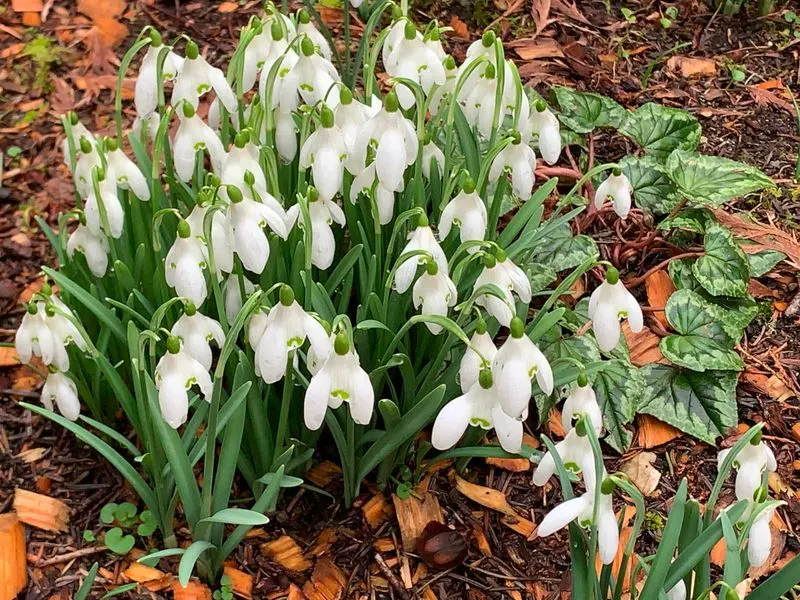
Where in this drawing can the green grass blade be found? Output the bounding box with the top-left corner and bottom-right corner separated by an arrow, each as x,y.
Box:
178,540 -> 216,586
639,479 -> 687,599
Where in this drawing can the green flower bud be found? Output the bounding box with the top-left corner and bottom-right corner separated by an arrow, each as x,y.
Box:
601,478 -> 616,495
511,130 -> 522,145
483,254 -> 497,269
750,429 -> 763,445
478,368 -> 493,389
177,220 -> 191,239
320,105 -> 334,128
444,55 -> 456,70
93,165 -> 105,182
416,212 -> 429,228
494,247 -> 507,262
68,111 -> 79,126
384,90 -> 400,113
483,62 -> 496,79
185,40 -> 199,60
391,5 -> 403,19
425,260 -> 438,276
300,36 -> 315,57
234,130 -> 250,148
334,333 -> 350,355
575,418 -> 588,437
307,186 -> 319,202
475,317 -> 487,335
481,30 -> 496,47
104,137 -> 118,152
462,176 -> 476,194
428,27 -> 440,41
280,284 -> 295,306
605,267 -> 620,285
227,185 -> 243,203
534,99 -> 547,112
244,170 -> 256,187
509,317 -> 524,339
271,20 -> 283,41
166,335 -> 181,354
26,301 -> 38,315
45,303 -> 56,317
41,282 -> 52,296
577,372 -> 588,388
298,9 -> 311,24
612,166 -> 622,177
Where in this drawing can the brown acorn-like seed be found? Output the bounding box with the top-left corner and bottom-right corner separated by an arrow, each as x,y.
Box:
416,521 -> 468,570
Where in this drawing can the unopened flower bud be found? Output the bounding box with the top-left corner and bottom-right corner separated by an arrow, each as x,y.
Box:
601,478 -> 616,495
334,332 -> 350,355
271,20 -> 283,41
478,368 -> 493,389
425,260 -> 438,276
339,87 -> 353,105
481,30 -> 496,47
404,20 -> 416,40
227,185 -> 243,203
80,137 -> 92,154
166,335 -> 181,354
279,284 -> 294,306
184,301 -> 197,316
149,29 -> 162,47
185,40 -> 199,60
182,101 -> 196,119
298,8 -> 311,23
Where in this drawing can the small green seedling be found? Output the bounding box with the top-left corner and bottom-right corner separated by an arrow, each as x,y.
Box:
660,6 -> 678,28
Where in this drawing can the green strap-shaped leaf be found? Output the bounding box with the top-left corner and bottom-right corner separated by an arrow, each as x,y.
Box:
693,223 -> 750,297
639,479 -> 688,599
619,103 -> 701,159
178,540 -> 216,586
747,552 -> 800,600
199,508 -> 269,526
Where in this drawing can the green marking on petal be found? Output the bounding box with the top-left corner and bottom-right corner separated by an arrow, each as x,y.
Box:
197,84 -> 211,94
286,336 -> 304,348
331,389 -> 350,400
470,417 -> 491,428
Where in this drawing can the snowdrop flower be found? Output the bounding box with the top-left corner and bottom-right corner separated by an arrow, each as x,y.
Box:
300,106 -> 347,202
385,21 -> 446,110
171,40 -> 236,114
439,177 -> 487,250
224,273 -> 255,322
225,184 -> 289,274
133,111 -> 161,141
667,581 -> 687,600
717,433 -> 777,505
62,113 -> 94,168
588,267 -> 642,352
561,377 -> 602,435
186,203 -> 235,275
275,109 -> 299,162
412,260 -> 457,334
173,102 -> 226,182
428,55 -> 457,117
170,304 -> 225,371
349,163 -> 397,226
307,329 -> 334,376
537,478 -> 619,565
594,168 -> 633,219
290,36 -> 340,109
747,505 -> 775,568
135,30 -> 184,118
74,137 -> 103,199
165,220 -> 208,306
285,188 -> 346,270
67,221 -> 109,278
297,10 -> 331,61
532,426 -> 596,487
242,16 -> 295,91
349,91 -> 417,192
104,138 -> 150,201
155,336 -> 212,428
432,368 -> 523,454
84,168 -> 125,239
304,333 -> 375,430
473,251 -> 531,327
421,140 -> 444,180
489,133 -> 537,200
16,302 -> 60,368
394,214 -> 449,294
335,88 -> 379,164
459,321 -> 497,392
459,62 -> 501,138
492,317 -> 553,419
424,27 -> 447,63
41,370 -> 80,421
529,100 -> 561,165
251,286 -> 329,383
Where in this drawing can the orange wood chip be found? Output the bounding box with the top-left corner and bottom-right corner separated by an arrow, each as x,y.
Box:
0,347 -> 21,368
0,513 -> 27,598
486,434 -> 538,472
302,557 -> 346,600
13,489 -> 69,532
261,536 -> 312,572
362,492 -> 394,529
307,528 -> 338,558
306,461 -> 342,488
122,562 -> 165,583
422,588 -> 438,600
392,477 -> 444,552
472,525 -> 492,557
452,473 -> 517,517
501,514 -> 537,539
223,566 -> 253,599
172,579 -> 213,600
286,584 -> 307,600
11,0 -> 43,11
635,414 -> 682,449
373,537 -> 395,553
546,408 -> 566,438
623,322 -> 666,367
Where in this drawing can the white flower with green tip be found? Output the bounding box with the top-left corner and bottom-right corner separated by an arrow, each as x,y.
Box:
299,106 -> 348,202
165,219 -> 208,306
155,336 -> 213,428
285,189 -> 346,270
594,168 -> 633,219
588,267 -> 643,352
41,370 -> 80,421
173,102 -> 226,183
438,178 -> 487,250
394,214 -> 449,294
473,252 -> 531,327
171,40 -> 236,114
67,223 -> 110,278
171,305 -> 225,371
135,31 -> 184,117
412,260 -> 458,334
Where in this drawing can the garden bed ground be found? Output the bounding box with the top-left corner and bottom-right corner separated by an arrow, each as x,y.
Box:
1,0 -> 799,598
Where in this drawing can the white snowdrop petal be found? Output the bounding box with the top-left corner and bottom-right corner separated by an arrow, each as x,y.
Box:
431,394 -> 473,450
538,496 -> 591,538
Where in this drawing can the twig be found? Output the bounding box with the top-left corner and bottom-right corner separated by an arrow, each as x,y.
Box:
624,252 -> 703,288
373,552 -> 411,600
35,546 -> 109,567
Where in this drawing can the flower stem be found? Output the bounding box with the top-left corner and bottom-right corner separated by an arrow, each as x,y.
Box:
273,351 -> 295,464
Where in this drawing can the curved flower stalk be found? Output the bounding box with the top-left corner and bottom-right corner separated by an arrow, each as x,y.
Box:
286,188 -> 346,270
438,177 -> 487,250
473,251 -> 531,327
394,214 -> 448,294
41,369 -> 81,421
155,335 -> 212,428
594,168 -> 633,219
170,303 -> 225,371
588,267 -> 643,352
248,285 -> 329,383
135,30 -> 184,118
299,106 -> 348,202
412,260 -> 457,333
492,317 -> 553,419
304,333 -> 375,430
67,221 -> 110,278
384,21 -> 445,110
171,40 -> 236,114
173,102 -> 226,182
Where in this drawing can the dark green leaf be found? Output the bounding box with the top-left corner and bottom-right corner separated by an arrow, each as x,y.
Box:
664,289 -> 730,344
75,563 -> 99,600
529,223 -> 598,272
747,249 -> 785,277
660,335 -> 744,371
620,155 -> 681,214
178,541 -> 216,586
638,365 -> 737,443
666,150 -> 774,206
638,480 -> 687,599
668,258 -> 702,291
658,208 -> 715,233
747,552 -> 800,600
551,87 -> 628,133
693,223 -> 750,297
619,104 -> 701,159
592,360 -> 644,452
525,262 -> 558,293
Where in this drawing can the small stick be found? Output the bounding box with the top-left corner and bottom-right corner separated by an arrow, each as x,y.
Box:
34,546 -> 109,567
373,552 -> 411,600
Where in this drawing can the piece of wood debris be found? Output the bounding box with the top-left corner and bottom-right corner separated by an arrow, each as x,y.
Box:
15,448 -> 48,464
471,526 -> 492,557
742,371 -> 795,402
306,461 -> 342,488
645,271 -> 675,328
373,537 -> 395,553
452,473 -> 517,517
287,584 -> 307,600
302,557 -> 346,600
635,415 -> 682,449
620,452 -> 662,496
307,528 -> 338,558
223,566 -> 253,599
422,588 -> 438,600
0,347 -> 21,368
392,476 -> 444,552
623,323 -> 666,367
0,513 -> 27,599
666,56 -> 717,78
546,408 -> 566,438
501,514 -> 536,539
122,562 -> 165,583
486,434 -> 538,472
172,579 -> 213,600
261,536 -> 312,572
13,489 -> 69,532
362,492 -> 394,529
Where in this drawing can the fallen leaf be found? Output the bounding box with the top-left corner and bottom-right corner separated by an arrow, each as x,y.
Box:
452,472 -> 517,517
620,452 -> 662,496
749,87 -> 796,117
741,371 -> 795,402
0,347 -> 21,368
645,270 -> 675,328
714,210 -> 800,270
546,407 -> 566,438
512,38 -> 565,61
449,16 -> 469,40
636,415 -> 682,449
530,0 -> 556,38
77,0 -> 128,47
666,56 -> 717,78
550,0 -> 591,24
217,1 -> 239,12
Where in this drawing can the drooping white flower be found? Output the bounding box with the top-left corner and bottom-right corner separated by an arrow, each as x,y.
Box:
67,223 -> 110,278
171,40 -> 236,114
242,14 -> 296,91
394,216 -> 449,294
459,325 -> 497,393
297,10 -> 332,61
84,171 -> 125,239
307,331 -> 334,376
349,162 -> 397,226
16,302 -> 60,368
717,436 -> 777,505
186,203 -> 235,275
275,109 -> 299,162
532,427 -> 596,487
667,580 -> 687,600
155,336 -> 213,428
165,219 -> 208,306
224,183 -> 289,274
439,180 -> 487,250
459,56 -> 526,140
432,371 -> 523,454
349,90 -> 417,192
489,135 -> 537,200
385,21 -> 446,110
412,261 -> 457,334
250,286 -> 329,383
335,89 -> 380,162
285,190 -> 346,270
290,35 -> 340,109
747,506 -> 775,568
74,137 -> 103,199
132,111 -> 161,141
529,100 -> 561,165
537,479 -> 619,565
421,141 -> 445,180
300,106 -> 348,202
473,252 -> 531,327
304,333 -> 374,430
492,317 -> 553,419
135,32 -> 184,118
594,169 -> 633,219
41,371 -> 80,421
173,102 -> 226,183
588,269 -> 643,352
171,306 -> 225,371
105,140 -> 150,201
62,115 -> 94,169
561,381 -> 602,435
428,55 -> 457,117
223,273 -> 255,322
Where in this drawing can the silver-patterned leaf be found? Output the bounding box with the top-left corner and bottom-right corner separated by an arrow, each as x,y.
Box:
551,87 -> 628,133
620,155 -> 682,214
619,104 -> 701,159
592,359 -> 644,453
660,335 -> 744,372
529,223 -> 599,272
693,223 -> 750,297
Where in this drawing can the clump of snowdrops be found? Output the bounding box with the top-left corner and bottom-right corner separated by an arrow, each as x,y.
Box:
13,0 -> 799,592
